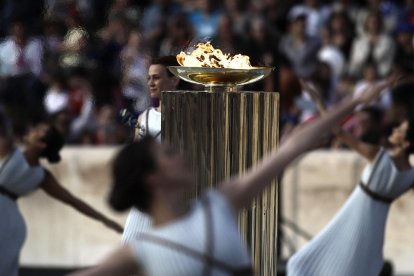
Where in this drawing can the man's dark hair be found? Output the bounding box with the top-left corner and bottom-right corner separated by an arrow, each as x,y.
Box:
151,56 -> 179,77
109,135 -> 157,212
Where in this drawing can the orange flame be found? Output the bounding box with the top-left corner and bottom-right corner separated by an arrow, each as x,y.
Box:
177,42 -> 252,69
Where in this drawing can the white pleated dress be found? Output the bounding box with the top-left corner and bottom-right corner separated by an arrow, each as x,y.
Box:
130,191 -> 252,276
287,149 -> 414,276
0,149 -> 45,276
122,108 -> 160,242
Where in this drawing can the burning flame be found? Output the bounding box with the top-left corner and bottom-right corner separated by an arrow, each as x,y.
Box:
177,42 -> 252,69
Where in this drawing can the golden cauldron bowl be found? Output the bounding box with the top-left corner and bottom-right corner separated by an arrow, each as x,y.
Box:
168,66 -> 274,92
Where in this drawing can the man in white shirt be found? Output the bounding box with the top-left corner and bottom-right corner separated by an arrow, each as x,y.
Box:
0,19 -> 44,136
0,20 -> 43,77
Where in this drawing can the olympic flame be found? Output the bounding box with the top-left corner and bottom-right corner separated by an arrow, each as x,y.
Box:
177,42 -> 252,69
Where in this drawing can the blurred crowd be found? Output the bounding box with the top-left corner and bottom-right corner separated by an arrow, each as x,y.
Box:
0,0 -> 413,146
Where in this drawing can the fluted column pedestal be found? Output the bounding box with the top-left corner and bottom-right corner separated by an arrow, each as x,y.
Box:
162,90 -> 279,275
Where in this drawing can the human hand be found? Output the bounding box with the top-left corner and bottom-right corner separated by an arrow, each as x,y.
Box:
356,73 -> 404,105
299,79 -> 326,114
354,80 -> 389,105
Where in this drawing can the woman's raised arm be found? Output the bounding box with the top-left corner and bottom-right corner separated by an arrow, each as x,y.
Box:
219,80 -> 389,211
41,169 -> 123,233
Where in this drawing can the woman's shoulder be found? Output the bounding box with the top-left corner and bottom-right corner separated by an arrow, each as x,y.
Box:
202,189 -> 237,219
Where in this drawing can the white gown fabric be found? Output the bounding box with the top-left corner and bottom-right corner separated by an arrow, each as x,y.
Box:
131,190 -> 252,276
136,107 -> 161,142
0,149 -> 45,276
288,148 -> 414,276
122,208 -> 152,243
123,107 -> 161,242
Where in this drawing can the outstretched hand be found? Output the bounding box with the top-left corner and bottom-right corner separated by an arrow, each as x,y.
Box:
300,79 -> 322,102
299,79 -> 327,114
355,74 -> 402,105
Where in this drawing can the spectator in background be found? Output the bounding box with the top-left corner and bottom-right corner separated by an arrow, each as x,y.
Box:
188,0 -> 222,39
43,73 -> 69,115
279,9 -> 321,79
0,19 -> 45,136
66,68 -> 97,144
352,61 -> 392,111
159,13 -> 193,56
329,0 -> 362,25
289,0 -> 331,37
141,0 -> 182,56
318,24 -> 346,83
223,0 -> 250,37
107,0 -> 141,25
278,67 -> 302,141
0,0 -> 43,36
393,23 -> 414,73
60,27 -> 92,71
95,105 -> 129,145
354,0 -> 400,36
244,16 -> 280,91
95,12 -> 130,70
120,29 -> 150,114
349,11 -> 395,77
0,19 -> 43,78
41,17 -> 65,74
44,0 -> 72,19
212,13 -> 245,55
95,12 -> 131,107
257,0 -> 290,36
326,11 -> 355,59
310,61 -> 336,107
399,0 -> 414,27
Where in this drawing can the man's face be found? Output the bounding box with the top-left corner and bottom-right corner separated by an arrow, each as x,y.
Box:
11,22 -> 26,45
147,64 -> 178,99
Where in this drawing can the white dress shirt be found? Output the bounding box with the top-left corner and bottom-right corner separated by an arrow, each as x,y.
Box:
0,37 -> 43,77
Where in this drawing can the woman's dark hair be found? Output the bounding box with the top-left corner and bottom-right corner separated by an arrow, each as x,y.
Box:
0,107 -> 12,138
109,135 -> 157,212
40,126 -> 65,163
151,56 -> 179,77
405,118 -> 414,154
